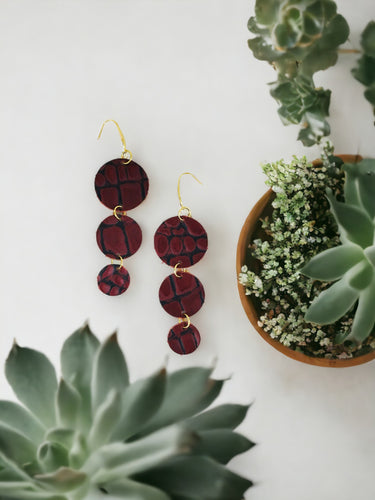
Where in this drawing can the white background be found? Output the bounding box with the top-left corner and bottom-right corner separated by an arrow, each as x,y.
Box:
1,1 -> 375,499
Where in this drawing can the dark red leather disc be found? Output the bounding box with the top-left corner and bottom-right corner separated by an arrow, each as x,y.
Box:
97,264 -> 130,296
96,215 -> 142,259
95,159 -> 149,210
159,273 -> 205,317
167,323 -> 201,355
154,216 -> 208,267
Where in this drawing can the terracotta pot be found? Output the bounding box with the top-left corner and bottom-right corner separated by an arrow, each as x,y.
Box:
236,155 -> 375,367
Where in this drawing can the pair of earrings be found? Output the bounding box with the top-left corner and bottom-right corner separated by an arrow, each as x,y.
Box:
94,120 -> 208,355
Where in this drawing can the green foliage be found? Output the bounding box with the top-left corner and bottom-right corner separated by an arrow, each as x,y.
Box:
239,147 -> 375,358
0,324 -> 253,500
248,0 -> 349,146
352,21 -> 375,114
303,159 -> 375,344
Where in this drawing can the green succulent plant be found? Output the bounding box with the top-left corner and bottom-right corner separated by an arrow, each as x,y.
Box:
248,0 -> 349,146
302,159 -> 375,344
0,324 -> 253,500
352,21 -> 375,114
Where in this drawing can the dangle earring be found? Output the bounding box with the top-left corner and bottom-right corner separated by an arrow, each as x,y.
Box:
154,173 -> 208,354
94,120 -> 149,295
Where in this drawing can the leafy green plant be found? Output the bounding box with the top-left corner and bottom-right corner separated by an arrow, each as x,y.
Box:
248,0 -> 375,146
302,159 -> 375,344
0,324 -> 253,500
352,21 -> 375,114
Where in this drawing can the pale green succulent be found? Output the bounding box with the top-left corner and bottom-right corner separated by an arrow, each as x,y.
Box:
302,159 -> 375,344
0,324 -> 253,500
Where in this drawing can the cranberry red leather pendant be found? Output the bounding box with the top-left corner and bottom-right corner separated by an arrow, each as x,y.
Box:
154,172 -> 207,355
95,120 -> 148,295
97,264 -> 130,296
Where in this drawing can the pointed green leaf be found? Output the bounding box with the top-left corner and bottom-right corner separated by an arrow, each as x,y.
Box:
194,429 -> 255,464
0,401 -> 45,444
305,278 -> 359,325
68,432 -> 88,470
88,390 -> 122,450
186,404 -> 250,432
100,478 -> 171,500
347,279 -> 375,343
348,260 -> 374,290
0,487 -> 66,499
0,421 -> 36,466
136,368 -> 223,438
87,425 -> 196,481
37,442 -> 69,473
0,451 -> 34,482
357,168 -> 375,219
56,379 -> 81,429
113,368 -> 166,442
301,244 -> 364,281
5,345 -> 57,428
133,455 -> 252,500
61,323 -> 100,426
91,334 -> 129,412
35,467 -> 87,493
327,190 -> 374,247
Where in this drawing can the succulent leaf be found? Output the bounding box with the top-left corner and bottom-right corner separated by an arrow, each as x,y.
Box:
88,390 -> 122,450
193,429 -> 255,464
133,455 -> 252,500
37,442 -> 69,473
56,379 -> 82,429
91,334 -> 129,413
5,345 -> 57,428
61,324 -> 100,426
0,401 -> 45,444
301,244 -> 363,281
89,425 -> 197,482
186,404 -> 250,432
326,190 -> 374,247
305,277 -> 359,324
136,368 -> 223,437
347,278 -> 375,343
113,368 -> 166,442
0,423 -> 36,469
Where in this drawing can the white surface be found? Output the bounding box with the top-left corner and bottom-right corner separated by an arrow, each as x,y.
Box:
1,1 -> 375,499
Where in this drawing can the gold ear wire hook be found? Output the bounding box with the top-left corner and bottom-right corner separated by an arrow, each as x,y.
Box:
177,172 -> 202,220
97,119 -> 133,163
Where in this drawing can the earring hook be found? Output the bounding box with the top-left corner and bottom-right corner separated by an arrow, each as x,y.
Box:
177,172 -> 202,220
97,119 -> 133,162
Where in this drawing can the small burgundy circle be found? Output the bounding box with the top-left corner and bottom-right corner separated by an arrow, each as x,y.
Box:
96,215 -> 142,259
97,265 -> 130,296
154,216 -> 208,267
167,323 -> 201,355
95,159 -> 149,210
159,273 -> 205,317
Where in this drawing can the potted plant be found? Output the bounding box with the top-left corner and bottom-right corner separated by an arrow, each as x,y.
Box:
0,324 -> 253,499
237,0 -> 375,366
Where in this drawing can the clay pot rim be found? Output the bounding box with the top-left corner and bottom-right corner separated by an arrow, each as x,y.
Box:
236,154 -> 375,368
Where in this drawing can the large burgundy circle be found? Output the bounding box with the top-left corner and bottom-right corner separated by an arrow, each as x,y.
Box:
95,159 -> 149,210
96,215 -> 142,259
97,264 -> 130,296
159,272 -> 205,317
167,323 -> 201,355
154,216 -> 208,267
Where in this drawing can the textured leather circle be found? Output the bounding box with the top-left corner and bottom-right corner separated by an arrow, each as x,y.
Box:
97,265 -> 130,296
154,216 -> 208,267
167,323 -> 201,355
96,215 -> 142,259
159,272 -> 205,317
95,159 -> 149,210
